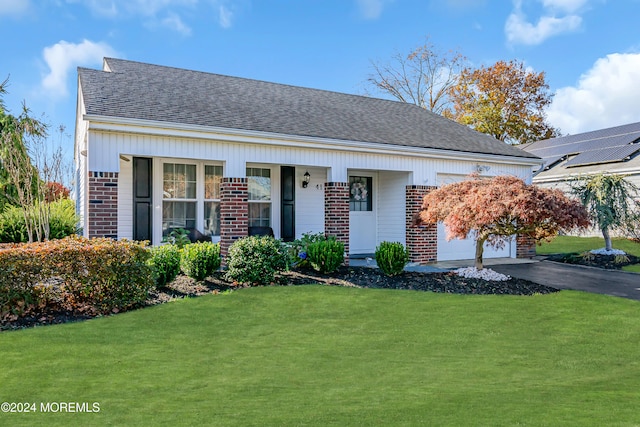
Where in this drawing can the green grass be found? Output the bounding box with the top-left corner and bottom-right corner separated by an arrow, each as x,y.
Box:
1,286 -> 640,426
537,235 -> 640,272
537,235 -> 640,257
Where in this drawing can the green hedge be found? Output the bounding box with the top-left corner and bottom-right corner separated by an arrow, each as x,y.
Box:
0,236 -> 153,321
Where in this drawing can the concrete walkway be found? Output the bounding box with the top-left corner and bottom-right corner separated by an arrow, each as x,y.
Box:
350,256 -> 640,301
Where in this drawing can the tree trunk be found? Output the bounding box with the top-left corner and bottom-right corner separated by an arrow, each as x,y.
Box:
602,227 -> 612,251
475,238 -> 486,270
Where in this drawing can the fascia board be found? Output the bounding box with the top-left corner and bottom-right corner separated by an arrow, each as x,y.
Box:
84,114 -> 543,167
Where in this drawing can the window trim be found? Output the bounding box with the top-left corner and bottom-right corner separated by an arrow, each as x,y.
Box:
156,158 -> 224,244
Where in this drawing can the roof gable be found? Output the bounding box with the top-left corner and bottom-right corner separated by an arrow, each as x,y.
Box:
78,58 -> 537,160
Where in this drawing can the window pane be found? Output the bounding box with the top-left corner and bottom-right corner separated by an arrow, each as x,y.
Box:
162,201 -> 197,235
247,168 -> 271,201
349,176 -> 372,211
163,163 -> 197,200
205,165 -> 222,199
248,202 -> 271,227
204,202 -> 220,236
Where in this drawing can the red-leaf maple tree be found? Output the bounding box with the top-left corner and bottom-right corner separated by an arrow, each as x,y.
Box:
414,175 -> 590,269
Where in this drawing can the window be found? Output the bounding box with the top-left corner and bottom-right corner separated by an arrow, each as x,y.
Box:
163,163 -> 197,234
349,176 -> 372,211
247,167 -> 271,227
162,162 -> 222,237
204,165 -> 223,236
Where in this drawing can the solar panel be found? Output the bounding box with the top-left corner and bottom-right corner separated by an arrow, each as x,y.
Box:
565,144 -> 640,167
527,132 -> 640,158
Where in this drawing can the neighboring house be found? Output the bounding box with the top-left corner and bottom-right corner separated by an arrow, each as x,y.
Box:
75,58 -> 541,263
523,121 -> 640,193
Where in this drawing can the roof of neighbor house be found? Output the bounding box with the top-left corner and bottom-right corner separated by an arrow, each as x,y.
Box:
78,58 -> 538,160
523,121 -> 640,180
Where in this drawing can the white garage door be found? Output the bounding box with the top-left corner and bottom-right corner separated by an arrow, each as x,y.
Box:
436,174 -> 513,261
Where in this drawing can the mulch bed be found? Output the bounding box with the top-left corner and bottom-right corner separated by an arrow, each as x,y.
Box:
545,253 -> 640,270
3,267 -> 559,332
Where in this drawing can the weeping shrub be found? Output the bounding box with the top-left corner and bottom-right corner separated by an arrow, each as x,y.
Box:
225,236 -> 288,286
307,237 -> 344,274
375,241 -> 409,276
180,242 -> 221,281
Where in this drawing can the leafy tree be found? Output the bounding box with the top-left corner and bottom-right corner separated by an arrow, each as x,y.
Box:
570,173 -> 640,252
414,175 -> 590,269
0,77 -> 49,241
366,37 -> 467,114
444,60 -> 560,145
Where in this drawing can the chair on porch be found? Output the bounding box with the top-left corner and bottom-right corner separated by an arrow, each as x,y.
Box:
248,226 -> 275,237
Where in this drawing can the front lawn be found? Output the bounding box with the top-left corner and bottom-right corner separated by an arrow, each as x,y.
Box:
1,286 -> 639,426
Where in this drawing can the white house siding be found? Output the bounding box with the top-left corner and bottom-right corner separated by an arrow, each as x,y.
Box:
83,128 -> 535,253
377,171 -> 409,246
294,166 -> 326,239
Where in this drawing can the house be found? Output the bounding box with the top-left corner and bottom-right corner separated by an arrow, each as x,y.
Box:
74,58 -> 541,263
523,121 -> 640,195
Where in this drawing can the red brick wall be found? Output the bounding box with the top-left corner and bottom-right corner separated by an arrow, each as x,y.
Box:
516,235 -> 536,258
220,177 -> 248,262
324,182 -> 349,266
88,172 -> 118,239
406,185 -> 437,263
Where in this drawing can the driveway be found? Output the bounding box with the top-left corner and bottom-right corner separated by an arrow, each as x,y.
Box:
491,260 -> 640,301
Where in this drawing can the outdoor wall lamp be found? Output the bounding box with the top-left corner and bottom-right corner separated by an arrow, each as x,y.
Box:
302,171 -> 311,188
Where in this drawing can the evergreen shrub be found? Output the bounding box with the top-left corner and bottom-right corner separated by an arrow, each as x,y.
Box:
375,241 -> 409,276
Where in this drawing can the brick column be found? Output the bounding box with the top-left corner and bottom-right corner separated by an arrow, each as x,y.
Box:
324,182 -> 350,266
516,235 -> 536,258
406,185 -> 437,263
220,177 -> 248,263
88,172 -> 118,239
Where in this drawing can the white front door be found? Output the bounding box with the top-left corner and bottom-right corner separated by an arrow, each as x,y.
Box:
349,173 -> 377,255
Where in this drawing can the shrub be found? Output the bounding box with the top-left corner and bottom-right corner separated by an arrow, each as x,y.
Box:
307,237 -> 344,274
163,228 -> 191,249
0,199 -> 80,243
0,236 -> 154,320
180,242 -> 221,281
225,236 -> 288,286
148,244 -> 182,287
286,231 -> 327,269
0,206 -> 27,243
375,241 -> 409,276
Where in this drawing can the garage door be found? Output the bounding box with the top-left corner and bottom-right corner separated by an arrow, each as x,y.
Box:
436,174 -> 512,261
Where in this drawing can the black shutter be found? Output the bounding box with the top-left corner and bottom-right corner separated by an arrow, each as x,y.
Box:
133,157 -> 152,242
280,166 -> 295,242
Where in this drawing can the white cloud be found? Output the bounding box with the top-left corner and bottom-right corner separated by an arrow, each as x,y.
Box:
218,4 -> 232,28
161,11 -> 192,35
505,0 -> 587,46
505,11 -> 581,45
356,0 -> 392,20
547,53 -> 640,134
69,0 -> 196,17
541,0 -> 588,13
0,0 -> 30,16
41,40 -> 117,98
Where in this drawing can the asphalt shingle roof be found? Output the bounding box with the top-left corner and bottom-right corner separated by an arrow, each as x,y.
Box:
78,58 -> 538,160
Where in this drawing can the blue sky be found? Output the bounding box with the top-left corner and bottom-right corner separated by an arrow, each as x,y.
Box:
2,0 -> 640,159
